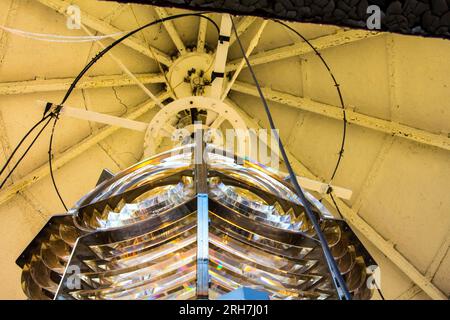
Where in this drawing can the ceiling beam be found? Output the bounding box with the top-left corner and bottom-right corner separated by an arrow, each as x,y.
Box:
38,101 -> 149,132
0,73 -> 165,95
284,150 -> 447,300
229,16 -> 257,46
197,14 -> 208,52
426,233 -> 450,280
98,140 -> 128,170
104,3 -> 129,23
36,0 -> 172,66
232,81 -> 450,152
395,285 -> 423,300
0,0 -> 19,65
221,20 -> 268,100
153,7 -> 186,55
0,91 -> 170,207
226,29 -> 380,72
352,137 -> 395,212
80,24 -> 165,108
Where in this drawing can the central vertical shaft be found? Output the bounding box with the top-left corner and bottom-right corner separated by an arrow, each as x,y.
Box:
195,124 -> 209,299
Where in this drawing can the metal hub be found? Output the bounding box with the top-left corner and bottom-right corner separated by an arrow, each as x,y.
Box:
143,96 -> 250,157
167,51 -> 215,98
144,47 -> 245,157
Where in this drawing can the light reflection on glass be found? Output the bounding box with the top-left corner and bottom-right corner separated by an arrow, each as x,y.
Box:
18,145 -> 374,300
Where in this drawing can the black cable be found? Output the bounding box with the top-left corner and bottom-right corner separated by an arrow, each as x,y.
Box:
231,17 -> 351,300
329,192 -> 344,219
0,115 -> 53,189
48,117 -> 67,211
377,286 -> 385,300
275,20 -> 348,218
274,20 -> 347,182
47,13 -> 220,210
274,25 -> 379,298
0,113 -> 52,178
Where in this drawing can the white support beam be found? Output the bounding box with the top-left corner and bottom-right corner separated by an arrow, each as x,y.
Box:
197,14 -> 208,52
0,91 -> 170,207
153,7 -> 186,55
229,16 -> 257,46
232,81 -> 450,151
0,73 -> 165,95
291,174 -> 352,200
210,14 -> 232,100
221,20 -> 268,101
285,150 -> 447,300
37,101 -> 148,132
226,29 -> 380,72
36,0 -> 172,66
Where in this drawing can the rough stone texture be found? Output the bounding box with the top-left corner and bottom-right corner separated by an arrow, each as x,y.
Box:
106,0 -> 450,39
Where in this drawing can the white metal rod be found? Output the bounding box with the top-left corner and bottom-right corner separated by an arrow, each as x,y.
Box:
210,14 -> 232,100
37,101 -> 148,132
284,173 -> 352,200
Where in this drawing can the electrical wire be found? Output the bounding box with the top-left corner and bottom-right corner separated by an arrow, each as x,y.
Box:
329,192 -> 344,219
48,117 -> 67,211
274,20 -> 347,184
376,285 -> 386,300
47,13 -> 220,210
0,115 -> 53,189
230,16 -> 351,300
0,113 -> 52,178
275,20 -> 348,221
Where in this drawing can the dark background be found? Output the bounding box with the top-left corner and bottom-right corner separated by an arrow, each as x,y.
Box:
104,0 -> 450,39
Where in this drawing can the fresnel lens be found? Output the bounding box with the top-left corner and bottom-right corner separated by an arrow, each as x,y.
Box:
17,143 -> 376,300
